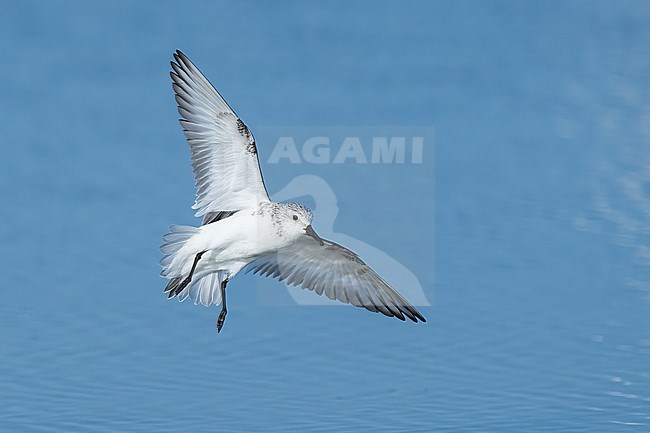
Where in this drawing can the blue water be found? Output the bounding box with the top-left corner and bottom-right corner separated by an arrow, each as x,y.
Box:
2,1 -> 650,431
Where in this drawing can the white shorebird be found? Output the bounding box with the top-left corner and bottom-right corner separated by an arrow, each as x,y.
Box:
161,50 -> 426,332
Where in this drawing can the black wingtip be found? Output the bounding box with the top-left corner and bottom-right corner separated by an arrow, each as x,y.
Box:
174,50 -> 193,70
171,51 -> 185,72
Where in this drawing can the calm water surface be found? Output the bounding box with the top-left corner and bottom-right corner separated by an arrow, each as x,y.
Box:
2,1 -> 650,431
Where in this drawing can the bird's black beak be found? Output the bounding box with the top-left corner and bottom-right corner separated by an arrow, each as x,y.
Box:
304,225 -> 324,246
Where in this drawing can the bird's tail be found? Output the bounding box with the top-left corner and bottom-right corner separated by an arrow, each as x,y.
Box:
160,224 -> 199,278
160,225 -> 226,307
165,270 -> 227,307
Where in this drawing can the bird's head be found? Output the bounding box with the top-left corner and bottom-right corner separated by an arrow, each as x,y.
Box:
279,202 -> 324,246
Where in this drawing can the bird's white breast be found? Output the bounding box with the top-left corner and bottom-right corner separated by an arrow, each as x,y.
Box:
197,206 -> 291,264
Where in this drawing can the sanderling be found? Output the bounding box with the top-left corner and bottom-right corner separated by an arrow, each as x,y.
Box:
161,50 -> 426,332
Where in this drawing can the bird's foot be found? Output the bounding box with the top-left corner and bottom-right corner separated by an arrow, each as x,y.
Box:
216,309 -> 228,333
176,276 -> 191,293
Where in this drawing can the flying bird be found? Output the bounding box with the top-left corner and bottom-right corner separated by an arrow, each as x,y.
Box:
161,50 -> 426,332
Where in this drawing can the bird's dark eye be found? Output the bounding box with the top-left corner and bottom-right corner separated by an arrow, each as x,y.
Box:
293,215 -> 298,221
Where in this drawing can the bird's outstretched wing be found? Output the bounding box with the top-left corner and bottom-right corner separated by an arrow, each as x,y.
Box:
246,237 -> 426,322
170,50 -> 269,217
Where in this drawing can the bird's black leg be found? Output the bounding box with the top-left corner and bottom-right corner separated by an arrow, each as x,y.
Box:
172,251 -> 205,296
216,279 -> 228,333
